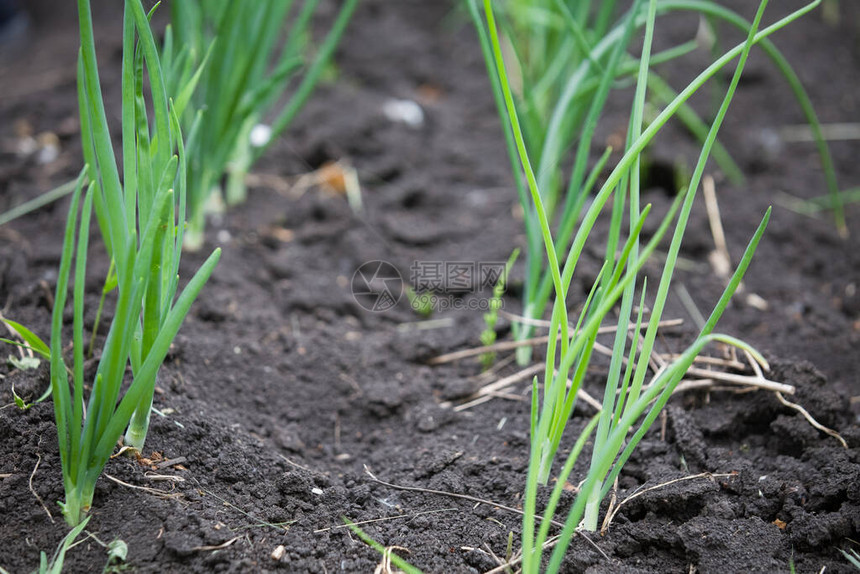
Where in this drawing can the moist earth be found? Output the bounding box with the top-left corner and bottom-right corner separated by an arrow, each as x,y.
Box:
0,1 -> 858,573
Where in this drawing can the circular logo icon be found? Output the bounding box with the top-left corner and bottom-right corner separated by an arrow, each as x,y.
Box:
351,260 -> 403,312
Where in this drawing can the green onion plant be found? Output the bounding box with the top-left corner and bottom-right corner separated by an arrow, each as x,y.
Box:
163,0 -> 358,249
47,0 -> 220,526
468,0 -> 844,365
476,0 -> 818,570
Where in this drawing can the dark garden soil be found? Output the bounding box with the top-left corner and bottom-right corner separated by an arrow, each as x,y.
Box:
1,1 -> 859,572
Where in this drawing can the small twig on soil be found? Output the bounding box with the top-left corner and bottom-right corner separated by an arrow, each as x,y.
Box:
661,342 -> 782,396
482,543 -> 507,571
743,349 -> 768,379
363,466 -> 565,529
680,367 -> 793,394
470,353 -> 518,384
703,176 -> 769,310
600,478 -> 619,534
375,545 -> 411,574
480,529 -> 608,574
144,472 -> 185,482
737,350 -> 845,447
461,544 -> 510,572
29,452 -> 54,523
774,391 -> 848,449
461,349 -> 783,412
277,453 -> 312,472
432,334 -> 616,365
601,472 -> 735,535
643,330 -> 667,374
561,379 -> 603,412
244,172 -> 294,196
192,536 -> 240,552
104,474 -> 183,501
452,392 -> 518,412
674,379 -> 742,394
480,535 -> 560,574
452,365 -> 620,414
195,482 -> 292,532
703,175 -> 732,282
574,530 -> 610,562
452,364 -> 542,411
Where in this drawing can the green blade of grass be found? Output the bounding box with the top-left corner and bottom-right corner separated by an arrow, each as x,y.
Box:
2,319 -> 51,359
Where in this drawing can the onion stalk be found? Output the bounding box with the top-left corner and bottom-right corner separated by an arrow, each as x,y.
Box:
48,0 -> 221,526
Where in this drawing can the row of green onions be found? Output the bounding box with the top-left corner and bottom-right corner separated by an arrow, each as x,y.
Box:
472,0 -> 819,570
5,0 -> 364,526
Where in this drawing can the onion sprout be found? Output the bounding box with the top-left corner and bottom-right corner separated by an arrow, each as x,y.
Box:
48,0 -> 221,526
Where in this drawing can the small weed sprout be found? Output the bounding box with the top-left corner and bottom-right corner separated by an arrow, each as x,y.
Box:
480,249 -> 519,369
406,286 -> 434,318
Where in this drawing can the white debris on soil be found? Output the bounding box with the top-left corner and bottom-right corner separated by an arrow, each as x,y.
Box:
250,123 -> 273,148
382,98 -> 425,128
271,545 -> 286,561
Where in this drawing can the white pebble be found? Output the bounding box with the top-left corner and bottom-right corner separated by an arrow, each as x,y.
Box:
36,144 -> 59,165
382,98 -> 425,128
271,545 -> 286,561
250,124 -> 273,148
